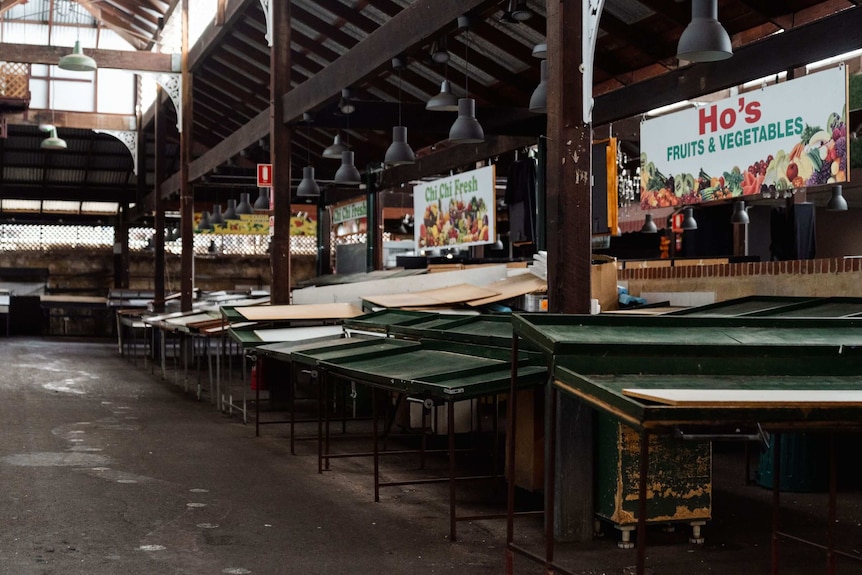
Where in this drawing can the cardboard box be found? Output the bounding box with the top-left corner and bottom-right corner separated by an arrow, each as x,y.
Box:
591,254 -> 618,312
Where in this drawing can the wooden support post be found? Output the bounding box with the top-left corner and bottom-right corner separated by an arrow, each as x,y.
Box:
269,0 -> 292,304
180,0 -> 194,312
546,0 -> 594,542
153,86 -> 167,313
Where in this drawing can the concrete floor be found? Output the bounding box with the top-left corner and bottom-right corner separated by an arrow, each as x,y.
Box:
2,337 -> 861,575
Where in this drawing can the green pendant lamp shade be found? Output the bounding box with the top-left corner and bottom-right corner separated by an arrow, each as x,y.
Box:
59,40 -> 97,72
40,126 -> 67,150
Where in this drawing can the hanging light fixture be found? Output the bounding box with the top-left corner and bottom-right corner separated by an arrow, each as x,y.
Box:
224,199 -> 239,220
210,204 -> 225,226
236,192 -> 254,215
532,42 -> 548,59
448,16 -> 484,144
40,125 -> 67,150
323,133 -> 348,159
529,59 -> 548,114
338,88 -> 355,115
730,200 -> 749,224
676,0 -> 733,63
385,56 -> 416,166
826,184 -> 848,211
58,4 -> 97,72
59,40 -> 97,72
427,79 -> 459,112
431,37 -> 450,64
681,206 -> 698,230
334,151 -> 362,185
253,188 -> 270,210
297,113 -> 320,197
510,0 -> 533,21
334,96 -> 362,185
197,210 -> 214,231
641,214 -> 658,233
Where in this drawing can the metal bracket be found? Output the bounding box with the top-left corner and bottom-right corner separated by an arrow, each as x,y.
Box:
259,0 -> 272,47
155,73 -> 183,133
94,130 -> 138,175
582,0 -> 605,123
674,423 -> 770,451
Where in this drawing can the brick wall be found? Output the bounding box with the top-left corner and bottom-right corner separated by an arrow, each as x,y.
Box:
618,257 -> 862,301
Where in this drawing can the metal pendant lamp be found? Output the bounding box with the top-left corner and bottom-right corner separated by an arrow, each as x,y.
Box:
323,133 -> 348,159
59,40 -> 97,72
681,206 -> 698,230
236,192 -> 254,215
210,204 -> 225,225
509,0 -> 532,21
197,210 -> 214,231
298,166 -> 321,197
826,184 -> 848,211
641,213 -> 658,233
298,114 -> 320,197
224,199 -> 239,220
253,188 -> 270,210
385,56 -> 415,166
730,200 -> 749,225
426,79 -> 459,112
40,126 -> 67,150
529,59 -> 548,114
676,0 -> 733,63
448,16 -> 484,144
385,126 -> 416,165
334,151 -> 362,185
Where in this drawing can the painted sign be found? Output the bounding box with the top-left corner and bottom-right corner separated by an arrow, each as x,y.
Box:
640,67 -> 849,210
413,165 -> 496,249
195,210 -> 316,236
330,199 -> 367,237
257,163 -> 273,187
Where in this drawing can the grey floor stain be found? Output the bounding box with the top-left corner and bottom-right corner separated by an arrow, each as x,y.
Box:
0,452 -> 111,467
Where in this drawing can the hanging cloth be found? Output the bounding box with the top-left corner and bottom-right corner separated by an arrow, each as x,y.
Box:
506,158 -> 537,245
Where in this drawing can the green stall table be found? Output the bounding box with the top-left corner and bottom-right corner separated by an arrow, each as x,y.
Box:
279,336 -> 547,542
507,312 -> 862,575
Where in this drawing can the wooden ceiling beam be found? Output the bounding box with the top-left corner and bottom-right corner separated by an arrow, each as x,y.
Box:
155,0 -> 491,202
0,42 -> 177,72
7,110 -> 137,131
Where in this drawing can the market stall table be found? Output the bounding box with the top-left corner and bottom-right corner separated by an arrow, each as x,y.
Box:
506,313 -> 862,575
285,336 -> 547,542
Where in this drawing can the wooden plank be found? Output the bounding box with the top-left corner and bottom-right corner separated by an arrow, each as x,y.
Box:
466,273 -> 548,307
235,302 -> 362,321
363,284 -> 499,309
252,325 -> 344,342
622,388 -> 862,407
0,43 -> 176,72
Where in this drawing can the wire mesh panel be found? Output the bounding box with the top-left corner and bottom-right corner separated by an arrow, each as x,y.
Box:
0,224 -> 325,257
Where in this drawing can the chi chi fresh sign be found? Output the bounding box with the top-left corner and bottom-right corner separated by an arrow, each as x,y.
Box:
414,165 -> 496,249
640,66 -> 848,210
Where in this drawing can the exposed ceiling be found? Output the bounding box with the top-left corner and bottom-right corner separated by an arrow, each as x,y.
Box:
0,0 -> 860,222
